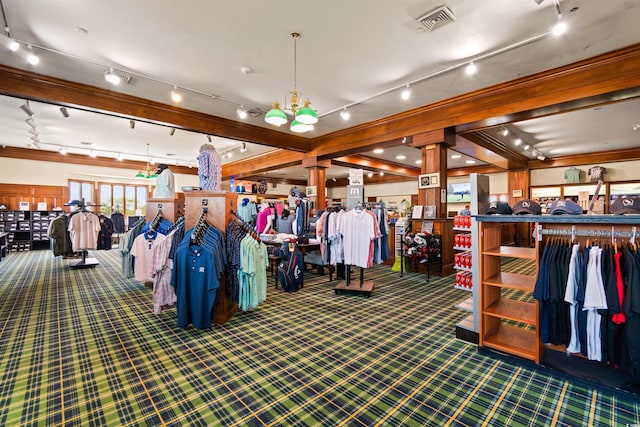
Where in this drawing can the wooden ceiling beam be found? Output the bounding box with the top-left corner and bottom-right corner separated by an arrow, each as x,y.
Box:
331,155 -> 420,177
0,65 -> 311,153
528,147 -> 640,169
222,149 -> 305,180
0,145 -> 197,175
309,44 -> 640,158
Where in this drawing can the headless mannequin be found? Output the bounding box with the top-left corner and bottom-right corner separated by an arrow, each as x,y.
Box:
153,164 -> 175,198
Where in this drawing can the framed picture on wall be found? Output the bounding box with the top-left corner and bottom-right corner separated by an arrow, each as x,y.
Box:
418,173 -> 440,189
424,205 -> 436,219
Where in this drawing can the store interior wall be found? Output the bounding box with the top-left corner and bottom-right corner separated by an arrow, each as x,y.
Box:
0,157 -> 199,189
530,160 -> 640,185
3,156 -> 640,208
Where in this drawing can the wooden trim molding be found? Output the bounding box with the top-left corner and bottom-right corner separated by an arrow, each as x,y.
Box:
0,65 -> 311,153
0,146 -> 198,175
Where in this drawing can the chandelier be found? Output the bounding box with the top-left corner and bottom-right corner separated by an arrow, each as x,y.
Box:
135,143 -> 157,179
265,32 -> 318,133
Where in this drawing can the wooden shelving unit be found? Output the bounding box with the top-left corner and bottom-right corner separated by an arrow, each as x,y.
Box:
479,221 -> 541,363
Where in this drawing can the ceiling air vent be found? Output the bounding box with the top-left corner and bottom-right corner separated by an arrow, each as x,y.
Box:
416,5 -> 456,32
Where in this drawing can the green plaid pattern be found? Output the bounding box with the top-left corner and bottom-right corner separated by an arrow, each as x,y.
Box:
0,251 -> 638,426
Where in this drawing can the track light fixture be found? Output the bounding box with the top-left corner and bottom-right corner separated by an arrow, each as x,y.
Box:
499,127 -> 509,137
400,85 -> 411,100
237,106 -> 248,119
240,142 -> 247,153
28,129 -> 38,137
169,128 -> 175,136
0,33 -> 19,51
265,32 -> 318,132
24,118 -> 36,130
20,101 -> 34,116
170,86 -> 182,103
551,0 -> 567,36
104,68 -> 121,85
465,62 -> 477,76
129,120 -> 135,129
30,136 -> 41,148
59,107 -> 70,118
207,135 -> 212,143
26,45 -> 39,65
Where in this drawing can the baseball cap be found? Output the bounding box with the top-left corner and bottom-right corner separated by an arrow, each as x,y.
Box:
610,197 -> 640,215
486,201 -> 512,215
549,199 -> 582,215
512,199 -> 541,215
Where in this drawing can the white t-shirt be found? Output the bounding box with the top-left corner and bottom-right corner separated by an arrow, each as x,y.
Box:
341,208 -> 376,268
67,212 -> 101,251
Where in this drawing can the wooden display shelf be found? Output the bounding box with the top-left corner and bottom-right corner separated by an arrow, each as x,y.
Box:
482,324 -> 537,361
483,299 -> 536,325
483,272 -> 536,292
455,296 -> 474,312
482,246 -> 536,259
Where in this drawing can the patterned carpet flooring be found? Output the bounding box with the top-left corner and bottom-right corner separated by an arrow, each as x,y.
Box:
0,250 -> 638,426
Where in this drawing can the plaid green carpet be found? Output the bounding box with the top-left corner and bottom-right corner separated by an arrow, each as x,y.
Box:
0,251 -> 638,426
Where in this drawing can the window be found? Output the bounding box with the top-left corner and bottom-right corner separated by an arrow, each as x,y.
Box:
68,180 -> 95,205
95,182 -> 149,217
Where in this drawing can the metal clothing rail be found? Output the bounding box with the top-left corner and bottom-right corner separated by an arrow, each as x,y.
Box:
537,224 -> 638,244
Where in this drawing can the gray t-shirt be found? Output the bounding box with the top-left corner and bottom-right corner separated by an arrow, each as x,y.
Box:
277,215 -> 295,234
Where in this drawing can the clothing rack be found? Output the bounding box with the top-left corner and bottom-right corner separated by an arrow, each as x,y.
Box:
335,265 -> 374,298
537,224 -> 638,245
190,207 -> 209,245
66,198 -> 100,269
230,210 -> 261,242
149,209 -> 163,231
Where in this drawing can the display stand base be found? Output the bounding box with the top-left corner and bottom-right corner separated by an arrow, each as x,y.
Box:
334,280 -> 374,298
69,257 -> 99,269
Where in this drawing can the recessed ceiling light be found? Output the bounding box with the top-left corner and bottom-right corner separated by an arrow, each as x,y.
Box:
451,154 -> 461,159
465,160 -> 476,164
373,148 -> 384,154
415,159 -> 422,165
396,155 -> 406,160
513,138 -> 522,146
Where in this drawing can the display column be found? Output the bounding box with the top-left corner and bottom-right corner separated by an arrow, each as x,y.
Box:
302,157 -> 331,212
411,128 -> 454,218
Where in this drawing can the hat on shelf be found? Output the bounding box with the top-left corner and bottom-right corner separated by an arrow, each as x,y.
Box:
549,199 -> 583,215
486,201 -> 513,215
512,199 -> 542,215
610,197 -> 640,215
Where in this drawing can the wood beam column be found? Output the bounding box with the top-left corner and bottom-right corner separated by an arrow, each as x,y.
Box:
302,157 -> 331,212
508,169 -> 531,246
412,129 -> 454,218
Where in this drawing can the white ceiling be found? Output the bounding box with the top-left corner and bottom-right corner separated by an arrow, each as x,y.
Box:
0,0 -> 639,180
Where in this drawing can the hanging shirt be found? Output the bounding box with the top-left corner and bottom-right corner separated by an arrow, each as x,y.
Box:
67,211 -> 101,251
341,208 -> 376,269
171,243 -> 220,329
583,246 -> 607,361
564,244 -> 582,354
130,230 -> 167,283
